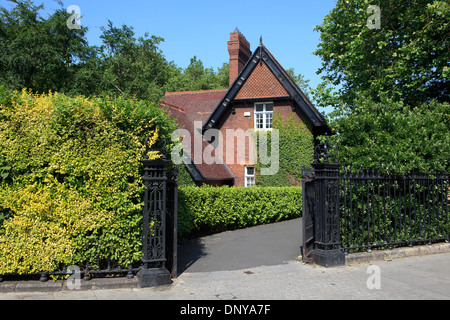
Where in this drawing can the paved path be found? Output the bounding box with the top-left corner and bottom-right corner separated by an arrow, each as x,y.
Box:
177,218 -> 303,274
1,253 -> 449,300
1,218 -> 449,300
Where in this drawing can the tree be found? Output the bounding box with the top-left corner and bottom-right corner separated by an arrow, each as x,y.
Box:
314,0 -> 449,108
88,21 -> 171,101
329,95 -> 449,174
312,0 -> 450,174
0,0 -> 92,94
0,1 -> 230,101
165,57 -> 229,92
286,68 -> 312,99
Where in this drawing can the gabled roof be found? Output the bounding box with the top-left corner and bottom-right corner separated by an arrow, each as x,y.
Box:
161,43 -> 331,183
161,89 -> 234,182
202,44 -> 330,135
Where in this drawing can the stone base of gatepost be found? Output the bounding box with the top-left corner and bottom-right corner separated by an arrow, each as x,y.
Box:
311,249 -> 345,267
137,268 -> 172,288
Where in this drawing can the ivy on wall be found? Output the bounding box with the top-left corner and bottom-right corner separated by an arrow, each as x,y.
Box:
256,112 -> 314,187
176,111 -> 315,187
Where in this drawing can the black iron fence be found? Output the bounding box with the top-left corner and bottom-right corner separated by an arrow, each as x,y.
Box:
0,260 -> 139,283
302,135 -> 449,266
340,169 -> 449,253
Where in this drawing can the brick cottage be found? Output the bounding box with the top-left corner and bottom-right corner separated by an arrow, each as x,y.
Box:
161,29 -> 330,187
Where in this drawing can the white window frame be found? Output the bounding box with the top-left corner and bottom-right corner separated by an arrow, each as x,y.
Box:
254,102 -> 274,131
245,166 -> 255,187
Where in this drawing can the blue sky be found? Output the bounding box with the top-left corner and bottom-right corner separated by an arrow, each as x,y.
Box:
1,0 -> 337,111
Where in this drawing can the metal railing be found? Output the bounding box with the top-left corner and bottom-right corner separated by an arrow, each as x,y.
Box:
302,134 -> 449,266
340,169 -> 449,253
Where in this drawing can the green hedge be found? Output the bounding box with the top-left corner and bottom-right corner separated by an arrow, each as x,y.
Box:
0,87 -> 176,274
178,186 -> 302,240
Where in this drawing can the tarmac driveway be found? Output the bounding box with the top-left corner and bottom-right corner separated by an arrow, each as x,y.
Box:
177,218 -> 303,274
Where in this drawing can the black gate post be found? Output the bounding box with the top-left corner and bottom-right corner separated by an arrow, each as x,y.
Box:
301,166 -> 315,262
137,157 -> 173,288
166,165 -> 178,279
308,134 -> 345,267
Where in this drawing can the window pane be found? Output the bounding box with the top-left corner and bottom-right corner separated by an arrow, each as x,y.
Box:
246,177 -> 255,187
246,166 -> 255,176
265,113 -> 273,128
265,103 -> 273,112
255,104 -> 264,112
256,113 -> 264,129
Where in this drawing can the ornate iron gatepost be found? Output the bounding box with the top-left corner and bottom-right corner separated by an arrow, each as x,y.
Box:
137,140 -> 178,287
301,166 -> 315,261
304,134 -> 345,267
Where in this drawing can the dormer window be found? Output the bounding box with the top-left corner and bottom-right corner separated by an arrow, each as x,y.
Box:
254,102 -> 273,130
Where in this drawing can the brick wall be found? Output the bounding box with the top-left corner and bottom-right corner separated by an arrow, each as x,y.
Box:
217,100 -> 309,186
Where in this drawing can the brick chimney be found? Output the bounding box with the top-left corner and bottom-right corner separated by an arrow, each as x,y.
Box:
227,29 -> 252,87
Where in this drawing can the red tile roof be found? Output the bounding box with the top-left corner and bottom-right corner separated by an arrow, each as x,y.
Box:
161,89 -> 234,181
235,62 -> 289,99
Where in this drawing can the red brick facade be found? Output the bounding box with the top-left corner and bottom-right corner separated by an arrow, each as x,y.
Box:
217,101 -> 309,186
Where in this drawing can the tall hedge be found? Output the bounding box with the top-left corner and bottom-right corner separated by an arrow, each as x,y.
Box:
178,185 -> 302,240
0,87 -> 176,274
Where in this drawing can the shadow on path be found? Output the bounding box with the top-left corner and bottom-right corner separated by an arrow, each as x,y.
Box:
177,218 -> 303,275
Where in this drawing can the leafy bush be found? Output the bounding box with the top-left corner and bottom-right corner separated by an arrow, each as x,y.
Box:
328,95 -> 449,175
178,185 -> 302,240
0,87 -> 176,274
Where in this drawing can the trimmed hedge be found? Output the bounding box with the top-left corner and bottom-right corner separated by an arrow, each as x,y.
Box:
178,186 -> 302,240
0,87 -> 176,274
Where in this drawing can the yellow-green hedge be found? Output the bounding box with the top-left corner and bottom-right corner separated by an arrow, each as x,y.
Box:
0,87 -> 176,274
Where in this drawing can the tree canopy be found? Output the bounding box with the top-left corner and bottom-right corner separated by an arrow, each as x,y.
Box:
314,0 -> 449,108
0,0 -> 230,101
313,0 -> 449,174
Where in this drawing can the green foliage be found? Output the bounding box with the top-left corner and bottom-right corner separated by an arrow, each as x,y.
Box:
0,0 -> 92,94
314,0 -> 449,108
165,57 -> 229,92
176,163 -> 197,187
0,1 -> 229,101
285,68 -> 313,100
256,112 -> 314,186
178,185 -> 302,240
328,95 -> 449,175
73,21 -> 170,101
0,87 -> 176,274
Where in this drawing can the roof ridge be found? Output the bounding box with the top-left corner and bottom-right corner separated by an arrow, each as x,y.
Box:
262,46 -> 320,115
164,88 -> 228,96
